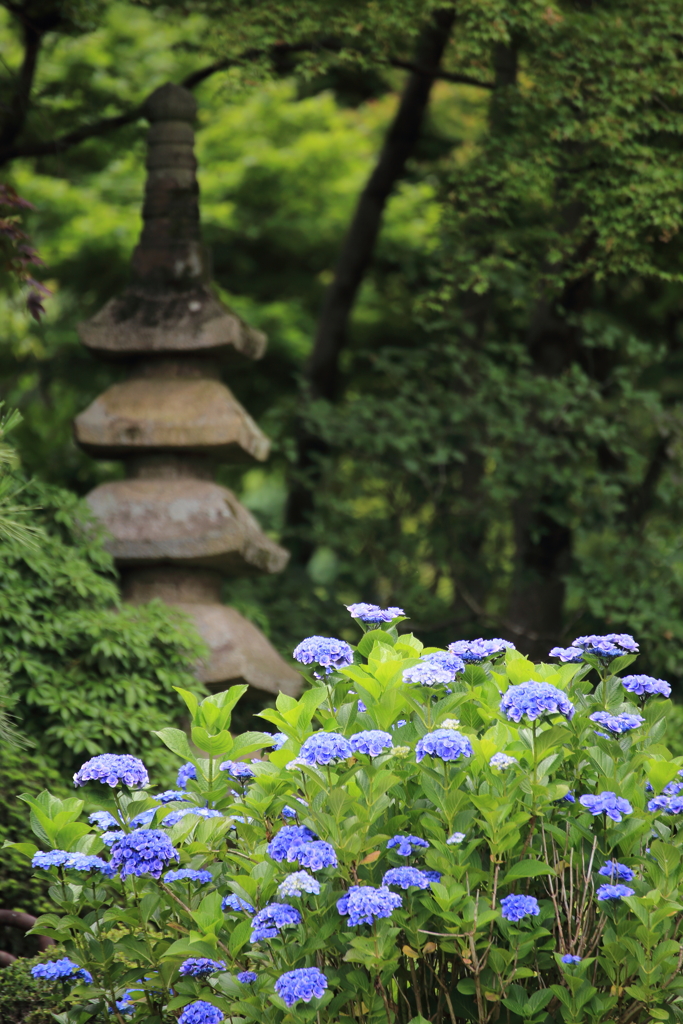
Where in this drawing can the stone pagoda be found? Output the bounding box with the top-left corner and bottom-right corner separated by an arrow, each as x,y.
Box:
73,83 -> 301,699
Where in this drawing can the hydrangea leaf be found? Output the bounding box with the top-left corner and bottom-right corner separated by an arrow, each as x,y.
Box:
502,861 -> 556,884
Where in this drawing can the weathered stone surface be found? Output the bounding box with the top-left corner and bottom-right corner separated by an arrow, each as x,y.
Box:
77,289 -> 266,360
74,378 -> 270,460
86,478 -> 289,573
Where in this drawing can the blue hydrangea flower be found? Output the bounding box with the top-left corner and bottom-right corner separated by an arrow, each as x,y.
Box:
596,883 -> 635,901
490,753 -> 518,769
31,959 -> 92,983
250,902 -> 302,942
403,652 -> 465,686
179,958 -> 226,977
293,636 -> 354,673
561,954 -> 582,964
111,989 -> 140,1014
573,634 -> 639,657
346,603 -> 404,623
165,869 -> 212,884
179,1001 -> 224,1024
101,830 -> 125,846
648,795 -> 683,815
287,840 -> 337,871
267,826 -> 317,862
423,870 -> 442,883
110,829 -> 179,879
579,792 -> 633,822
549,647 -> 584,663
337,885 -> 403,926
222,894 -> 254,913
89,810 -> 118,830
219,760 -> 255,779
237,971 -> 258,984
163,807 -> 223,826
130,808 -> 157,828
268,733 -> 288,750
297,732 -> 353,766
415,729 -> 473,763
349,730 -> 393,756
386,835 -> 429,857
621,674 -> 671,698
598,861 -> 635,881
282,806 -> 298,819
153,790 -> 188,804
500,894 -> 540,922
447,832 -> 466,844
177,763 -> 197,789
448,638 -> 514,662
73,754 -> 148,789
277,871 -> 321,897
357,699 -> 368,714
275,967 -> 328,1007
500,682 -> 575,723
32,850 -> 113,875
589,711 -> 644,734
382,867 -> 431,890
556,792 -> 576,804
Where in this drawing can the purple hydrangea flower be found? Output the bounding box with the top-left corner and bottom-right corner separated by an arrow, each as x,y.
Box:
250,902 -> 302,942
648,795 -> 683,815
561,954 -> 582,964
287,840 -> 337,871
337,885 -> 402,926
621,674 -> 671,698
490,753 -> 518,769
31,958 -> 92,983
598,861 -> 634,882
73,754 -> 148,789
346,603 -> 404,623
282,805 -> 298,819
179,958 -> 226,977
448,638 -> 514,662
89,810 -> 118,830
387,835 -> 430,857
500,894 -> 540,922
403,652 -> 465,686
293,636 -> 354,673
349,730 -> 393,756
297,733 -> 353,766
275,967 -> 328,1007
549,647 -> 584,663
237,971 -> 257,984
383,867 -> 431,890
415,729 -> 473,763
500,682 -> 574,723
177,763 -> 197,789
277,871 -> 321,897
557,792 -> 576,804
447,832 -> 466,844
267,826 -> 317,862
179,1002 -> 224,1024
579,792 -> 633,822
357,699 -> 367,713
596,884 -> 635,901
153,791 -> 188,804
110,829 -> 179,879
165,869 -> 213,884
573,634 -> 639,657
589,711 -> 644,734
219,760 -> 255,779
222,894 -> 254,913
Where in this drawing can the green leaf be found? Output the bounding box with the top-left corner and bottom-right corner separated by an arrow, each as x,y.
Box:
154,727 -> 194,762
228,916 -> 252,955
502,860 -> 556,884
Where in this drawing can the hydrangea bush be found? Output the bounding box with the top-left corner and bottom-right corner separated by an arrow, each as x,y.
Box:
9,610 -> 683,1024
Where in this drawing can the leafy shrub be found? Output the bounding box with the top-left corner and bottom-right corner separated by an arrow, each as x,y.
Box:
0,954 -> 68,1023
10,610 -> 683,1024
0,477 -> 206,780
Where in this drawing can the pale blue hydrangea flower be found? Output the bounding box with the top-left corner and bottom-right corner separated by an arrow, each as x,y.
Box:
346,603 -> 404,623
549,646 -> 584,663
89,810 -> 118,830
110,829 -> 179,879
648,795 -> 683,815
589,711 -> 644,734
74,754 -> 148,789
267,826 -> 317,862
446,832 -> 466,845
178,1001 -> 224,1024
130,808 -> 156,828
561,954 -> 582,964
163,807 -> 223,826
297,733 -> 353,765
268,733 -> 288,749
500,681 -> 574,723
277,871 -> 321,897
222,894 -> 254,913
490,753 -> 518,769
573,634 -> 638,657
177,763 -> 197,789
597,861 -> 634,881
349,730 -> 393,756
165,869 -> 212,884
153,791 -> 188,804
621,674 -> 671,698
275,967 -> 328,1007
415,729 -> 473,763
596,883 -> 635,901
500,894 -> 540,922
286,840 -> 337,871
386,835 -> 429,856
337,885 -> 402,926
382,867 -> 431,890
250,902 -> 302,942
403,652 -> 465,686
293,636 -> 354,673
448,638 -> 514,662
219,761 -> 255,779
579,792 -> 632,822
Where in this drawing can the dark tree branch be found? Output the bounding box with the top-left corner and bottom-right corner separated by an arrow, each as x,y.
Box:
387,58 -> 493,89
0,21 -> 42,150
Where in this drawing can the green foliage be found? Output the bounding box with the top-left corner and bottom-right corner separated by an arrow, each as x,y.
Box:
14,615 -> 683,1024
0,954 -> 69,1023
0,476 -> 206,780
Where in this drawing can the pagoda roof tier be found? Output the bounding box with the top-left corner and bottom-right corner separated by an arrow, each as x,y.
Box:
74,377 -> 270,461
87,478 -> 288,573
